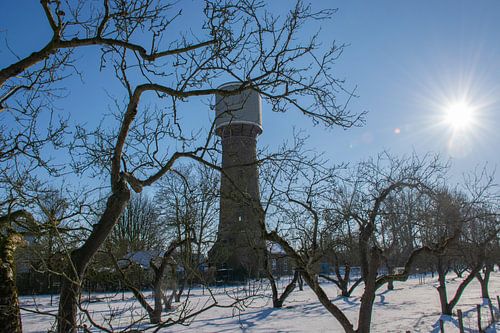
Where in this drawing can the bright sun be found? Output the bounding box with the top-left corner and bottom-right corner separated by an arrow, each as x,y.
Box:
443,101 -> 474,131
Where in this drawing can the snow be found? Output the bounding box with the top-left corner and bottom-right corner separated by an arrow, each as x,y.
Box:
118,250 -> 164,269
21,272 -> 500,332
267,241 -> 286,255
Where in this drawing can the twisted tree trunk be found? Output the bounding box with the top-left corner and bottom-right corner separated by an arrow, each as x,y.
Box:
437,261 -> 482,315
57,182 -> 130,332
319,264 -> 362,298
356,248 -> 382,333
0,210 -> 35,333
0,232 -> 23,333
476,264 -> 493,300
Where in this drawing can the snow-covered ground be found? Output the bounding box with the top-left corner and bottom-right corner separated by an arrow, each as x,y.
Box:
21,272 -> 500,332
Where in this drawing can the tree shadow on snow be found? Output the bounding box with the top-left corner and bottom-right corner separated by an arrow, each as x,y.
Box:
199,307 -> 279,332
237,307 -> 277,331
375,289 -> 393,306
331,296 -> 359,312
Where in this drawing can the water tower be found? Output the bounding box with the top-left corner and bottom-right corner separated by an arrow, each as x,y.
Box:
208,82 -> 264,279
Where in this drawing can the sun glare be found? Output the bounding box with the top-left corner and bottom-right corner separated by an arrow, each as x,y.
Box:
443,101 -> 474,131
435,98 -> 485,157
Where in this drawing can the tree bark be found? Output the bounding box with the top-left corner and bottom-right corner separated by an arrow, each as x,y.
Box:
337,264 -> 351,296
0,210 -> 35,333
0,40 -> 57,88
301,269 -> 355,333
386,280 -> 394,291
149,240 -> 186,323
266,231 -> 355,332
0,232 -> 23,333
150,265 -> 167,324
297,271 -> 304,291
356,248 -> 381,333
347,278 -> 363,297
385,263 -> 394,290
263,245 -> 300,308
319,264 -> 361,297
436,260 -> 482,315
446,264 -> 482,313
272,270 -> 299,308
174,277 -> 185,303
476,264 -> 492,300
150,282 -> 163,324
57,182 -> 130,333
437,269 -> 450,315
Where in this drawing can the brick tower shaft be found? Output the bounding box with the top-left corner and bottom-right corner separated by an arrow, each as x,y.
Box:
208,83 -> 264,279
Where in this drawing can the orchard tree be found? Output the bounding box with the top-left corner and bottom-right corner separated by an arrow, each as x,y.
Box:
468,211 -> 498,300
257,135 -> 335,308
107,238 -> 187,325
262,153 -> 451,333
426,173 -> 499,315
320,211 -> 362,297
0,182 -> 84,332
0,210 -> 35,333
108,192 -> 164,256
155,163 -> 219,301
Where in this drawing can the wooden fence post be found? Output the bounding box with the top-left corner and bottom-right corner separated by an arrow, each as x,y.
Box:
457,309 -> 464,333
477,304 -> 482,332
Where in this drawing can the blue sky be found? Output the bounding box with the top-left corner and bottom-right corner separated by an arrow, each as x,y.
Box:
1,0 -> 499,186
290,1 -> 500,183
267,1 -> 500,184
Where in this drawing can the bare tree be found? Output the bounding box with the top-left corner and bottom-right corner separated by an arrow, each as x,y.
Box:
108,192 -> 164,256
466,173 -> 499,301
0,210 -> 35,333
261,153 -> 451,333
0,182 -> 85,332
256,135 -> 329,307
155,163 -> 218,300
319,212 -> 362,297
474,214 -> 499,300
427,190 -> 482,315
107,238 -> 186,325
422,167 -> 499,315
